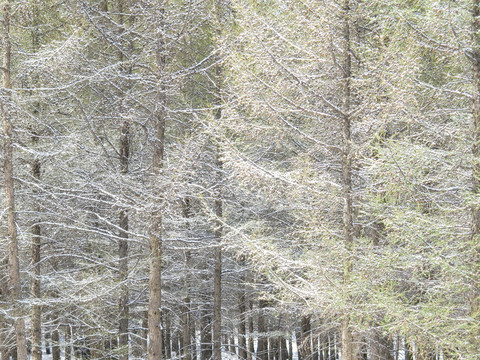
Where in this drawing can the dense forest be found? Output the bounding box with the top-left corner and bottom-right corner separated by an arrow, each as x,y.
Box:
1,0 -> 479,359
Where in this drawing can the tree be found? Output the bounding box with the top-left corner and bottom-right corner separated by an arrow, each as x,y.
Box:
1,1 -> 28,358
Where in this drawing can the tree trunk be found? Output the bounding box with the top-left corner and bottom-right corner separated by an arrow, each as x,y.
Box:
1,2 -> 28,359
52,325 -> 60,360
341,320 -> 354,360
212,155 -> 223,360
248,300 -> 254,360
300,316 -> 312,360
257,300 -> 268,360
31,155 -> 42,360
201,312 -> 213,360
288,335 -> 293,360
182,300 -> 191,360
231,336 -> 236,355
182,199 -> 192,360
45,327 -> 52,355
369,329 -> 393,360
165,314 -> 172,359
118,107 -> 130,360
280,337 -> 288,360
296,329 -> 302,360
114,1 -> 132,357
65,325 -> 72,360
212,2 -> 224,358
471,1 -> 480,351
267,338 -> 273,360
238,288 -> 247,360
340,0 -> 355,359
142,311 -> 149,355
148,4 -> 167,360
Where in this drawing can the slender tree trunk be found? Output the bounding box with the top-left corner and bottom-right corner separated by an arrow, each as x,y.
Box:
31,154 -> 42,360
201,312 -> 213,360
182,199 -> 192,360
318,334 -> 324,360
471,2 -> 480,350
257,300 -> 268,360
182,300 -> 191,360
230,336 -> 236,355
280,337 -> 288,360
267,338 -> 273,360
288,334 -> 293,360
369,329 -> 393,360
339,1 -> 355,359
212,152 -> 223,360
165,314 -> 172,359
248,300 -> 254,360
212,1 -> 224,358
118,93 -> 130,360
296,329 -> 302,360
238,288 -> 248,360
65,325 -> 72,360
112,2 -> 132,358
142,311 -> 149,355
45,326 -> 52,355
52,325 -> 60,360
1,2 -> 28,359
300,316 -> 312,360
29,14 -> 42,357
148,4 -> 167,360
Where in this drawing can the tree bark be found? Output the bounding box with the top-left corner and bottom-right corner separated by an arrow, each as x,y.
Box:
280,337 -> 288,360
164,314 -> 172,359
1,2 -> 28,359
52,325 -> 60,360
118,86 -> 130,360
300,316 -> 312,360
238,287 -> 247,360
339,1 -> 355,359
30,18 -> 42,358
212,150 -> 223,360
471,1 -> 480,350
368,329 -> 393,360
148,4 -> 167,360
247,300 -> 254,360
212,2 -> 224,359
257,300 -> 268,360
65,325 -> 72,360
30,154 -> 42,360
201,312 -> 213,360
182,199 -> 192,360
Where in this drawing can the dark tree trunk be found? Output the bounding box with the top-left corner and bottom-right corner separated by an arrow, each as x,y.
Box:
212,2 -> 224,355
201,312 -> 213,360
300,316 -> 312,360
52,326 -> 60,360
248,300 -> 254,360
30,155 -> 42,360
1,2 -> 28,358
238,288 -> 247,360
230,336 -> 236,355
257,300 -> 268,360
280,337 -> 288,360
182,199 -> 193,360
65,326 -> 72,360
164,314 -> 171,359
369,329 -> 393,360
339,1 -> 355,359
288,335 -> 293,360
